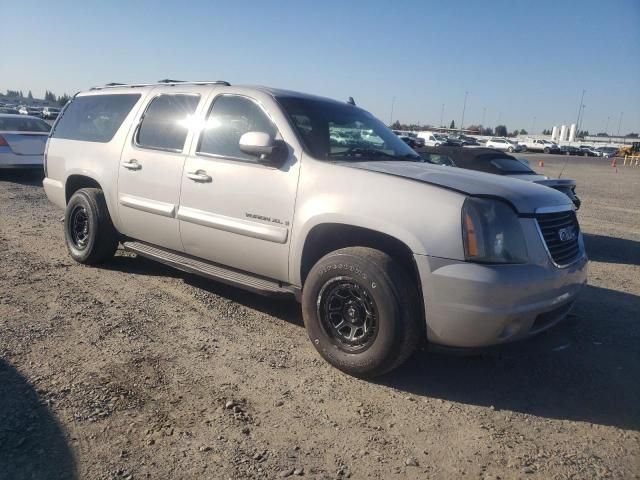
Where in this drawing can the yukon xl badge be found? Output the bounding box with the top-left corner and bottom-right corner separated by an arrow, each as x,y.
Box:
558,226 -> 577,242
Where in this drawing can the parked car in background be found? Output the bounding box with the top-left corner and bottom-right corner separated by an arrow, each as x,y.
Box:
41,106 -> 61,120
405,132 -> 425,147
560,145 -> 582,156
442,135 -> 464,147
485,137 -> 523,152
455,134 -> 479,146
417,131 -> 445,146
520,138 -> 561,154
579,146 -> 601,157
18,105 -> 29,115
0,106 -> 20,114
0,114 -> 51,169
42,81 -> 587,377
596,146 -> 618,158
417,146 -> 581,209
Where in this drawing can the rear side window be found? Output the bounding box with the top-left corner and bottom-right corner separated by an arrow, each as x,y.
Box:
52,94 -> 141,142
136,94 -> 200,152
197,95 -> 277,162
0,116 -> 51,132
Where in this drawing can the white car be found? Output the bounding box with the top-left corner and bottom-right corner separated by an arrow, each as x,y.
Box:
486,137 -> 523,153
0,114 -> 51,169
417,131 -> 445,147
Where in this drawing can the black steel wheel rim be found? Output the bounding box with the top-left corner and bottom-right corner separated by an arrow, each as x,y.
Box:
317,277 -> 378,352
70,205 -> 89,249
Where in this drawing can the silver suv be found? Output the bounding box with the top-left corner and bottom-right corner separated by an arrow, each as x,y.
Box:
43,81 -> 587,377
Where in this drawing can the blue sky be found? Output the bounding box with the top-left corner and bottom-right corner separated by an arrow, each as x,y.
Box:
3,0 -> 639,133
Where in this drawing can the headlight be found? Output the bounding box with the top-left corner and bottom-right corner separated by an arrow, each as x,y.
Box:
461,197 -> 528,264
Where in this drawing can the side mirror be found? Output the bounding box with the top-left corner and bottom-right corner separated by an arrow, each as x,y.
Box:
239,131 -> 287,166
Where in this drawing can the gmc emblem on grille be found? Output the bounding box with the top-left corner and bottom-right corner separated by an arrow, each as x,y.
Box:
558,226 -> 577,242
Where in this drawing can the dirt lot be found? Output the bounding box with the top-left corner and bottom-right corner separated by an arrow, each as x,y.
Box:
1,155 -> 639,480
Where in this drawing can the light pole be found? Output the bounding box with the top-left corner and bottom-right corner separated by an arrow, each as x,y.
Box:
605,116 -> 610,135
532,116 -> 536,135
578,105 -> 586,134
389,96 -> 396,126
575,89 -> 586,132
497,111 -> 502,125
481,107 -> 486,128
460,91 -> 468,132
440,103 -> 444,128
617,112 -> 623,136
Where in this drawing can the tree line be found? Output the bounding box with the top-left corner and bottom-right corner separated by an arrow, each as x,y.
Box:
4,89 -> 71,107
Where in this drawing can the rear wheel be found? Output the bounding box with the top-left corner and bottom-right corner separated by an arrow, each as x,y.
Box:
544,147 -> 550,154
302,247 -> 422,378
65,188 -> 119,264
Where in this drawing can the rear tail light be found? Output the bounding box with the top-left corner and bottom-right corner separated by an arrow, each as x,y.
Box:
0,135 -> 8,147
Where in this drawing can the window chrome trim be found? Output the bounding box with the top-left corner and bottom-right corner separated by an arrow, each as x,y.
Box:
133,92 -> 201,153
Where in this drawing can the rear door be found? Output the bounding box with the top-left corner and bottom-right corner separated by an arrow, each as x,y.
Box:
117,88 -> 205,251
178,90 -> 301,281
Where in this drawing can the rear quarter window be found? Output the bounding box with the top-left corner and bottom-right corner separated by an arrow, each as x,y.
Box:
51,93 -> 141,143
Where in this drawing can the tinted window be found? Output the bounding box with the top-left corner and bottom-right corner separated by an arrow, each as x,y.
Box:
52,94 -> 140,142
0,116 -> 51,132
137,94 -> 200,151
197,95 -> 277,162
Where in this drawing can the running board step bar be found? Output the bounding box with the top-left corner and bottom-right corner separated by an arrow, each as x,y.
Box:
122,241 -> 299,298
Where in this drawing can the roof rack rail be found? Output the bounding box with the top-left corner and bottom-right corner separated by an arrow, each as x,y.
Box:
90,80 -> 231,90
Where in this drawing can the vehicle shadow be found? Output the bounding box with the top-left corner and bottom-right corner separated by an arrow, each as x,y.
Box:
0,360 -> 77,480
380,283 -> 640,431
584,233 -> 640,266
105,251 -> 304,327
0,169 -> 45,187
104,252 -> 639,430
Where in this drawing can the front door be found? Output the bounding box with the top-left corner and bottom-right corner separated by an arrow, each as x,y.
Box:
178,93 -> 300,281
117,90 -> 202,251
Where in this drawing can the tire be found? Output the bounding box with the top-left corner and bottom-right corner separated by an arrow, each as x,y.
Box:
302,247 -> 422,378
583,152 -> 588,157
508,147 -> 514,152
64,188 -> 119,264
544,147 -> 550,154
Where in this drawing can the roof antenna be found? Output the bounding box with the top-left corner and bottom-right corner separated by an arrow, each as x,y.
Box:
347,97 -> 356,106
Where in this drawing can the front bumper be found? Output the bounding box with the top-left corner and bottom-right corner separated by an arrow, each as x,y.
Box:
415,253 -> 588,348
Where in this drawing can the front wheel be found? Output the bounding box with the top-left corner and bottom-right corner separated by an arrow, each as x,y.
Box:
302,247 -> 422,378
65,188 -> 119,264
508,147 -> 514,152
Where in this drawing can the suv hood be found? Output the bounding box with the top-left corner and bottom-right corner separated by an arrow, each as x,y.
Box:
339,161 -> 572,214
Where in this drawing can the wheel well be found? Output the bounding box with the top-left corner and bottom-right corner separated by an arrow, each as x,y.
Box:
65,175 -> 102,203
301,223 -> 420,287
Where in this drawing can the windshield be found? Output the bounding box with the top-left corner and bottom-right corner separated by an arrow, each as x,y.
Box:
0,116 -> 51,132
277,96 -> 421,161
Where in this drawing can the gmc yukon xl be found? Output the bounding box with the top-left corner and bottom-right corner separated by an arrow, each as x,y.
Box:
43,81 -> 587,377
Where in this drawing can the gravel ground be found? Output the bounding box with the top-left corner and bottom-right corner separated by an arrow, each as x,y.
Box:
1,155 -> 639,480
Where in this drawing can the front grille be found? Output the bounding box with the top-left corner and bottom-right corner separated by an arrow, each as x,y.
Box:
536,210 -> 581,266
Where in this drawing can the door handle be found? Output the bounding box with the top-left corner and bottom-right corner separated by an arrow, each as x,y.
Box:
122,159 -> 142,170
186,170 -> 212,182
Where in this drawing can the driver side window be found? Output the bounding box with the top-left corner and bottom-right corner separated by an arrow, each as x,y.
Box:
197,95 -> 278,162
